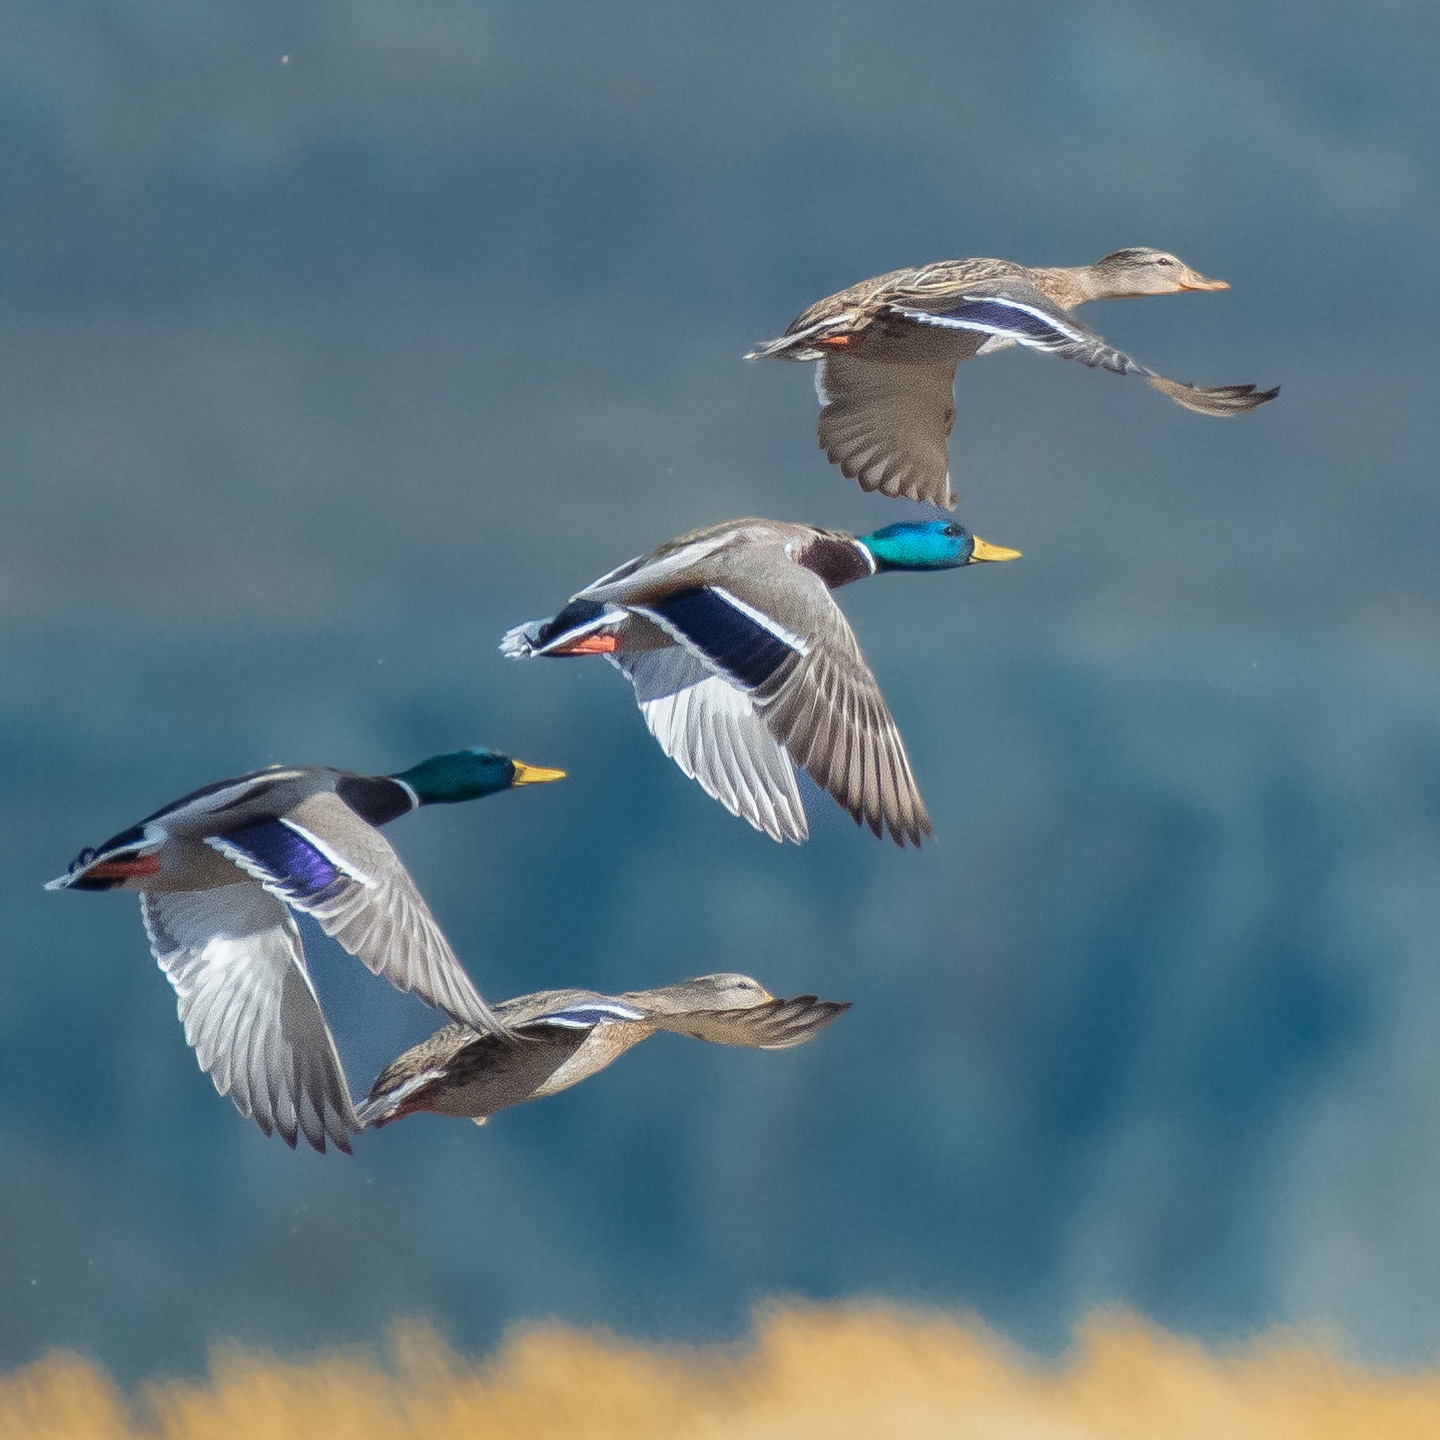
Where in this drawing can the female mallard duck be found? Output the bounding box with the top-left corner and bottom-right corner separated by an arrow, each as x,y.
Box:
747,247 -> 1280,509
46,748 -> 565,1153
501,516 -> 1018,847
356,972 -> 849,1128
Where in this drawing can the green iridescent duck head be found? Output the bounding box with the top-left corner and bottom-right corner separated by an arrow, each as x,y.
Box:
857,520 -> 1021,573
392,749 -> 566,805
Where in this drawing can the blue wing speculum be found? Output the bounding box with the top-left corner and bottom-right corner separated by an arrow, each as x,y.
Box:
209,820 -> 353,906
890,292 -> 1145,376
531,1001 -> 648,1030
637,585 -> 806,691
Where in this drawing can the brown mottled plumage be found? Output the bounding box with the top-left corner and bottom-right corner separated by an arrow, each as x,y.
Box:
748,247 -> 1279,508
356,974 -> 851,1127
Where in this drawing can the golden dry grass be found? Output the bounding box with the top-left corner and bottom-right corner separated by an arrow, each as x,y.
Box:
6,1303 -> 1440,1439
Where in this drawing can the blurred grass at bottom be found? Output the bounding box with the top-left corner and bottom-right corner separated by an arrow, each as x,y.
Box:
5,1301 -> 1440,1440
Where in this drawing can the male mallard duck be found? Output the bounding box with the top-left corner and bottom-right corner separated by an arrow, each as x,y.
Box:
356,972 -> 849,1128
747,247 -> 1280,508
501,516 -> 1018,846
46,748 -> 565,1153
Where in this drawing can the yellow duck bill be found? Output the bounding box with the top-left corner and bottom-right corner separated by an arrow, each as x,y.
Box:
511,761 -> 568,785
970,536 -> 1022,563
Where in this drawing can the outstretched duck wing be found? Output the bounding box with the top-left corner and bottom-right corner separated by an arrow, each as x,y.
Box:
1141,373 -> 1281,416
652,994 -> 852,1048
753,600 -> 932,847
611,624 -> 808,844
890,279 -> 1279,415
142,884 -> 357,1152
633,562 -> 932,847
814,348 -> 960,508
206,792 -> 503,1036
891,278 -> 1146,371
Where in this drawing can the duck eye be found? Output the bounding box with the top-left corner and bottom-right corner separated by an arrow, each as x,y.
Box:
943,523 -> 962,537
1156,256 -> 1176,266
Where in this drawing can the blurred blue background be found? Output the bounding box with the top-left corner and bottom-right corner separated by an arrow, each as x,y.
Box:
3,0 -> 1438,1382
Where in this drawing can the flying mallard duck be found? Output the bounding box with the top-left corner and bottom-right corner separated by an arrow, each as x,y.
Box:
356,972 -> 849,1128
501,516 -> 1018,846
45,749 -> 565,1153
747,247 -> 1280,508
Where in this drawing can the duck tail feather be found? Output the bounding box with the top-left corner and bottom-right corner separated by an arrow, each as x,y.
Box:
500,620 -> 544,659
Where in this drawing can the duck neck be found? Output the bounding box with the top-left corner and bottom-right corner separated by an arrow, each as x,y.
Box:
795,533 -> 877,589
1026,264 -> 1102,309
335,774 -> 418,827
